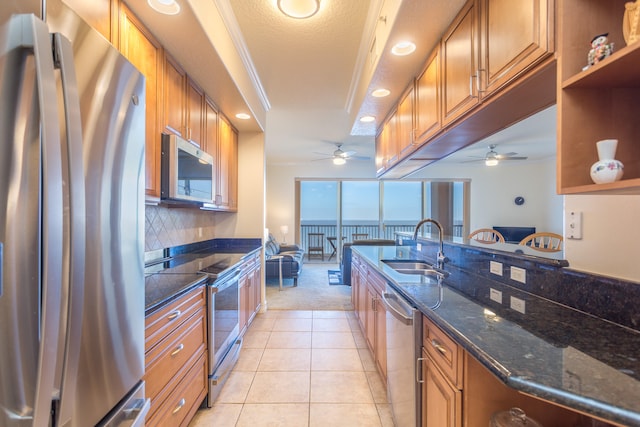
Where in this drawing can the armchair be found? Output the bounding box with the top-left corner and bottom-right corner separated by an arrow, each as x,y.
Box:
264,234 -> 305,286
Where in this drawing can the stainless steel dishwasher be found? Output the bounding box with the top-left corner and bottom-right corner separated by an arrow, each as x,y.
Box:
381,284 -> 422,427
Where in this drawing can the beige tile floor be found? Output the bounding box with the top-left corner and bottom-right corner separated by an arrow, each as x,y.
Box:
189,309 -> 395,427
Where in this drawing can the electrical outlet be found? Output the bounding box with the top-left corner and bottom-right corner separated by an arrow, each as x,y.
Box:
510,266 -> 526,284
198,227 -> 203,237
490,288 -> 503,304
398,238 -> 403,245
510,296 -> 526,314
490,261 -> 503,276
567,211 -> 582,239
416,243 -> 422,251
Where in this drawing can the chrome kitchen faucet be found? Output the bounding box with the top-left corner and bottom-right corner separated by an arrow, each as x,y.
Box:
413,218 -> 449,270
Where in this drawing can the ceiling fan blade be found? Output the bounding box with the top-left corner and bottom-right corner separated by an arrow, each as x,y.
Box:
311,156 -> 333,162
499,156 -> 528,160
341,150 -> 357,158
349,155 -> 371,160
313,151 -> 332,156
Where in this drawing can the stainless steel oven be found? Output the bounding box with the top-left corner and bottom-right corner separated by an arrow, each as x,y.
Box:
205,268 -> 242,406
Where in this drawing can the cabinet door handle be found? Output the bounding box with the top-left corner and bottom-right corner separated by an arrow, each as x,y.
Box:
416,357 -> 426,384
167,310 -> 181,321
172,398 -> 186,415
431,339 -> 448,356
171,343 -> 185,357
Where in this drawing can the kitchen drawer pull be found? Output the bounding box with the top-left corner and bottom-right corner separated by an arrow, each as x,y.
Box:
431,339 -> 448,356
171,343 -> 185,357
172,398 -> 186,415
167,310 -> 181,321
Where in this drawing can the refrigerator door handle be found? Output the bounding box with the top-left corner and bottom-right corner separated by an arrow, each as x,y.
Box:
11,14 -> 66,427
52,32 -> 87,427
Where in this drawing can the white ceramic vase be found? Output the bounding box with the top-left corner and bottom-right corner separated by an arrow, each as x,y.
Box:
590,139 -> 624,184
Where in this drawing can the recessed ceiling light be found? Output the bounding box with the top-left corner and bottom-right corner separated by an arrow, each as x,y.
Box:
277,0 -> 320,19
371,88 -> 390,97
360,116 -> 375,123
391,41 -> 416,56
236,113 -> 251,120
147,0 -> 180,15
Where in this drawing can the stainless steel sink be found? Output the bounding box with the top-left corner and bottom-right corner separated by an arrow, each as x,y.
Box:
381,260 -> 447,279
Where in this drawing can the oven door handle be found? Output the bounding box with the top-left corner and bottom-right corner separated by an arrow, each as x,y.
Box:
210,269 -> 240,293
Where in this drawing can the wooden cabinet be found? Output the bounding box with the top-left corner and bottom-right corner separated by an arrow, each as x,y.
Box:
421,348 -> 462,427
118,4 -> 163,199
66,0 -> 115,42
421,316 -> 463,427
415,48 -> 441,144
442,0 -> 480,126
163,53 -> 186,139
216,114 -> 238,211
203,96 -> 218,162
397,85 -> 415,158
377,0 -> 555,179
479,0 -> 554,97
239,251 -> 262,334
557,0 -> 640,194
163,54 -> 205,148
351,253 -> 387,381
144,286 -> 207,427
375,112 -> 398,175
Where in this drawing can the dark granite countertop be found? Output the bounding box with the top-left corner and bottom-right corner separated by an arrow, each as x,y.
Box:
144,240 -> 261,315
353,245 -> 640,427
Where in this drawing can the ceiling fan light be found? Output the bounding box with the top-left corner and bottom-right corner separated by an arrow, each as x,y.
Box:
277,0 -> 320,19
485,158 -> 499,166
333,157 -> 346,165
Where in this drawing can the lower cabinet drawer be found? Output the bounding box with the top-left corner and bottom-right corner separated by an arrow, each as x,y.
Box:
145,307 -> 206,414
146,352 -> 208,427
423,316 -> 463,388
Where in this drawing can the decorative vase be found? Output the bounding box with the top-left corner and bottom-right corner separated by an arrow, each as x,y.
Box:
590,139 -> 624,184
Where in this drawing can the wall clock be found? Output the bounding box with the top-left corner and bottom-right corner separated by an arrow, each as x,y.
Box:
514,196 -> 525,206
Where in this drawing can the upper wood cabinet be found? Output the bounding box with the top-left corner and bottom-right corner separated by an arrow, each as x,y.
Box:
377,0 -> 556,179
163,54 -> 186,138
375,112 -> 398,175
397,85 -> 415,158
557,0 -> 640,194
415,48 -> 441,144
479,0 -> 554,96
163,54 -> 205,148
204,96 -> 218,161
216,114 -> 238,211
118,4 -> 163,199
442,0 -> 480,126
65,0 -> 115,42
186,78 -> 205,146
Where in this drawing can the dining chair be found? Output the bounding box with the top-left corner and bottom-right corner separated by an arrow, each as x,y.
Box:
468,228 -> 505,244
307,232 -> 325,260
519,232 -> 563,252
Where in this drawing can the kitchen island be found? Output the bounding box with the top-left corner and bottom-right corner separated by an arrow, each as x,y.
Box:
353,245 -> 640,427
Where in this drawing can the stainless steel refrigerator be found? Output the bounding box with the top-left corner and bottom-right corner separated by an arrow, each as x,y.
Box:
0,1 -> 148,425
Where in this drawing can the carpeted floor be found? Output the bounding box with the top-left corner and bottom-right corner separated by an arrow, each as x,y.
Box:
265,263 -> 353,311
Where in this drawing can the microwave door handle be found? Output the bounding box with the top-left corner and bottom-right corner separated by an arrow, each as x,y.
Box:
52,32 -> 87,427
11,15 -> 66,426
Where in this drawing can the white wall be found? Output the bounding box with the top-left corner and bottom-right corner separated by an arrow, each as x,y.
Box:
216,132 -> 266,238
564,195 -> 640,282
412,157 -> 563,234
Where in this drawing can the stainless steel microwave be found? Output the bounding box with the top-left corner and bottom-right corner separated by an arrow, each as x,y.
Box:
161,134 -> 215,204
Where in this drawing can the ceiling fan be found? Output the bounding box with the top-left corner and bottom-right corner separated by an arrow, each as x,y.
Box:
313,143 -> 370,165
463,144 -> 528,166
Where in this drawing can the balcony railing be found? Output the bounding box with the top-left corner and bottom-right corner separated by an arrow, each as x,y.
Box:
297,223 -> 463,260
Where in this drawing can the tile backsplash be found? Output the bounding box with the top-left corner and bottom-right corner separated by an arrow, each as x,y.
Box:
145,205 -> 216,251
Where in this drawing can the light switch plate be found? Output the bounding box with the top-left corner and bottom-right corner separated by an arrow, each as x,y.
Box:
510,266 -> 526,284
510,296 -> 526,314
416,243 -> 422,251
490,288 -> 502,304
490,261 -> 503,276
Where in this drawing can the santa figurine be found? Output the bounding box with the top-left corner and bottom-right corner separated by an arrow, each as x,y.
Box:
587,33 -> 614,67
